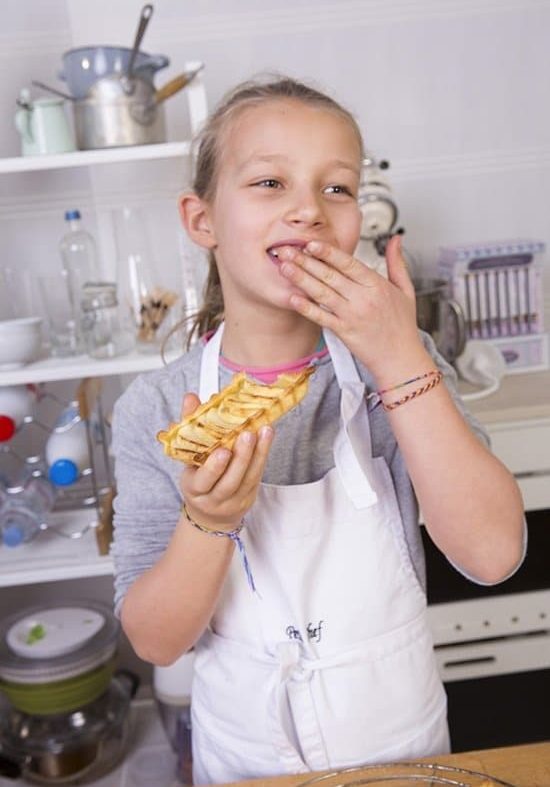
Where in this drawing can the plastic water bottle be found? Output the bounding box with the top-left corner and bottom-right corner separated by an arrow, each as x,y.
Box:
59,210 -> 99,303
45,404 -> 89,486
0,471 -> 56,548
0,385 -> 38,442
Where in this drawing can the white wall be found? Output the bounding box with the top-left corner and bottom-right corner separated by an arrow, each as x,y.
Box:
1,0 -> 549,289
1,0 -> 549,682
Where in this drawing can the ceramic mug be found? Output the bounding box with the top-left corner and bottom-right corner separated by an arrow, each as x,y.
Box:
14,96 -> 75,156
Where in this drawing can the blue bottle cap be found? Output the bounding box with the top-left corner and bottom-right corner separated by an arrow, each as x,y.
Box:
3,523 -> 24,548
49,459 -> 79,486
64,210 -> 81,221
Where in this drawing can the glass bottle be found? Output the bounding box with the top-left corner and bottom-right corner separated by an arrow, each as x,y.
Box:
59,209 -> 99,305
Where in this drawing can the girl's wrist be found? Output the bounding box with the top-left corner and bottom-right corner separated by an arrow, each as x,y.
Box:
367,346 -> 435,391
180,502 -> 242,536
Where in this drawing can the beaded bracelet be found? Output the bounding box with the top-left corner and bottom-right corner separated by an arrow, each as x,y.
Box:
366,370 -> 443,412
182,502 -> 256,593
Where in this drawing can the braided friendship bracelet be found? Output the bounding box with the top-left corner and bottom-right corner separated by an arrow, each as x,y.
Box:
366,370 -> 443,412
381,370 -> 443,411
181,502 -> 256,593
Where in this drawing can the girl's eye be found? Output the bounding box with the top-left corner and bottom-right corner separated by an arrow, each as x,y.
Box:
324,184 -> 354,196
254,179 -> 282,189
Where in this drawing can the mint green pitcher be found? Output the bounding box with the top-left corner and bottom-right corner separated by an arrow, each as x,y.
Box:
15,90 -> 75,156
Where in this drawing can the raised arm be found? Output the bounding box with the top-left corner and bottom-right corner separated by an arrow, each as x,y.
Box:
278,235 -> 525,583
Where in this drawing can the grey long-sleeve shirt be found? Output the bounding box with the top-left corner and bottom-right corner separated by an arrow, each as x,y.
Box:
111,331 -> 490,615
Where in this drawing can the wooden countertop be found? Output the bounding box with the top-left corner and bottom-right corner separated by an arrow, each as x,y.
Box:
222,741 -> 550,787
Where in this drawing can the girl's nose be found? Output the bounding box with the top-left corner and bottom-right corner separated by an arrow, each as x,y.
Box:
284,191 -> 325,227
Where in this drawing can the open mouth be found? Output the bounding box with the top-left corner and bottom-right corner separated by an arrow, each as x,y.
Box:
267,240 -> 307,263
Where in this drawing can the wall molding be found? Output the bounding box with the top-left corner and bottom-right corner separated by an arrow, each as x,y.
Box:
1,145 -> 548,220
0,188 -> 177,221
390,146 -> 550,183
1,0 -> 549,57
151,0 -> 550,44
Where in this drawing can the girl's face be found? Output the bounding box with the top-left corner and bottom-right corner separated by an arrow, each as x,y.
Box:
206,99 -> 363,314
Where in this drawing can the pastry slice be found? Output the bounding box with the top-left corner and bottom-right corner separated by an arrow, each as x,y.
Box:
157,367 -> 315,466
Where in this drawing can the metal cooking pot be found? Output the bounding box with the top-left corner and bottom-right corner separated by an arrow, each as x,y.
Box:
72,67 -> 202,150
413,278 -> 467,363
73,75 -> 164,149
0,670 -> 139,784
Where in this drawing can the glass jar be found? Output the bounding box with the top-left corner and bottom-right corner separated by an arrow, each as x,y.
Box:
80,282 -> 134,359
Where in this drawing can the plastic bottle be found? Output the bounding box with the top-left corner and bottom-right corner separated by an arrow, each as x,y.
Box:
0,470 -> 56,548
45,403 -> 89,486
59,210 -> 99,304
0,385 -> 38,442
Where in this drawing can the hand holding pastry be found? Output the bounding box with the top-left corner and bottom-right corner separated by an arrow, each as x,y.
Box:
158,368 -> 314,531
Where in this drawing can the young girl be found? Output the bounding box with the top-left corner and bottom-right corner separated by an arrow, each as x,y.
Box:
111,76 -> 525,784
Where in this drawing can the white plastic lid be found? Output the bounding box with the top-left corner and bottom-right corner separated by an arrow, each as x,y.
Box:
6,607 -> 105,659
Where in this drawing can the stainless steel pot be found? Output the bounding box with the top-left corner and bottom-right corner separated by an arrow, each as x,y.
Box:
72,67 -> 202,150
73,75 -> 164,149
413,278 -> 467,362
0,670 -> 139,784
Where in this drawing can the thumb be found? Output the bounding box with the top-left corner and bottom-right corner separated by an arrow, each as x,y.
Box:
385,235 -> 414,297
180,392 -> 201,421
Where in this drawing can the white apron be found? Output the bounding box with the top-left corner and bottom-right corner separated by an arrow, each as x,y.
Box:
191,325 -> 449,785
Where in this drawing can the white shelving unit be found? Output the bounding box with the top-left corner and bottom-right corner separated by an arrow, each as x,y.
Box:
0,141 -> 190,175
1,73 -> 207,587
0,510 -> 113,588
1,347 -> 180,386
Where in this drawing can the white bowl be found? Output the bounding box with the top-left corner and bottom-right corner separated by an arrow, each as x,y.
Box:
0,317 -> 43,370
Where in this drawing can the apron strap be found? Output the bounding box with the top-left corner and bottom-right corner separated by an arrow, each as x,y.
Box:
199,322 -> 224,401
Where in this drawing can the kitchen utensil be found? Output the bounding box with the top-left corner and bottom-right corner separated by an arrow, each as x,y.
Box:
31,81 -> 74,101
438,239 -> 547,373
59,46 -> 169,99
0,670 -> 139,784
14,93 -> 75,156
73,75 -> 163,149
413,278 -> 467,362
124,4 -> 154,89
0,317 -> 43,370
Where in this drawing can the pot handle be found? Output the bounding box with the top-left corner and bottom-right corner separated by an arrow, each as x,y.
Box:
114,668 -> 140,700
155,64 -> 205,104
0,753 -> 23,780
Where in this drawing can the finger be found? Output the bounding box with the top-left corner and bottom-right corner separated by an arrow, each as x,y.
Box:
238,425 -> 274,496
180,392 -> 201,420
385,235 -> 415,298
188,447 -> 233,495
305,240 -> 373,285
279,259 -> 347,313
210,429 -> 258,498
288,291 -> 342,331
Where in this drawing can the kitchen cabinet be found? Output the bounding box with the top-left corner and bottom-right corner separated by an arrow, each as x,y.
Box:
0,73 -> 208,591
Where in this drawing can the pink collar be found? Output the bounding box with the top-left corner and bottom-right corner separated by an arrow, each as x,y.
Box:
202,331 -> 328,384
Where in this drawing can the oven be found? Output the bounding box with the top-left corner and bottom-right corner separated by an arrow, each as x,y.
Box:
424,507 -> 550,752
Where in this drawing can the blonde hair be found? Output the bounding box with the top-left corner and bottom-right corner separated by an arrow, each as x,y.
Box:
186,75 -> 364,346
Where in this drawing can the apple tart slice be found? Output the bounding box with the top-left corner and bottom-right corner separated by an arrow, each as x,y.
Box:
157,366 -> 315,466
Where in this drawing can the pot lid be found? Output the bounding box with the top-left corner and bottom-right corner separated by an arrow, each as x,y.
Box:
0,602 -> 119,684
